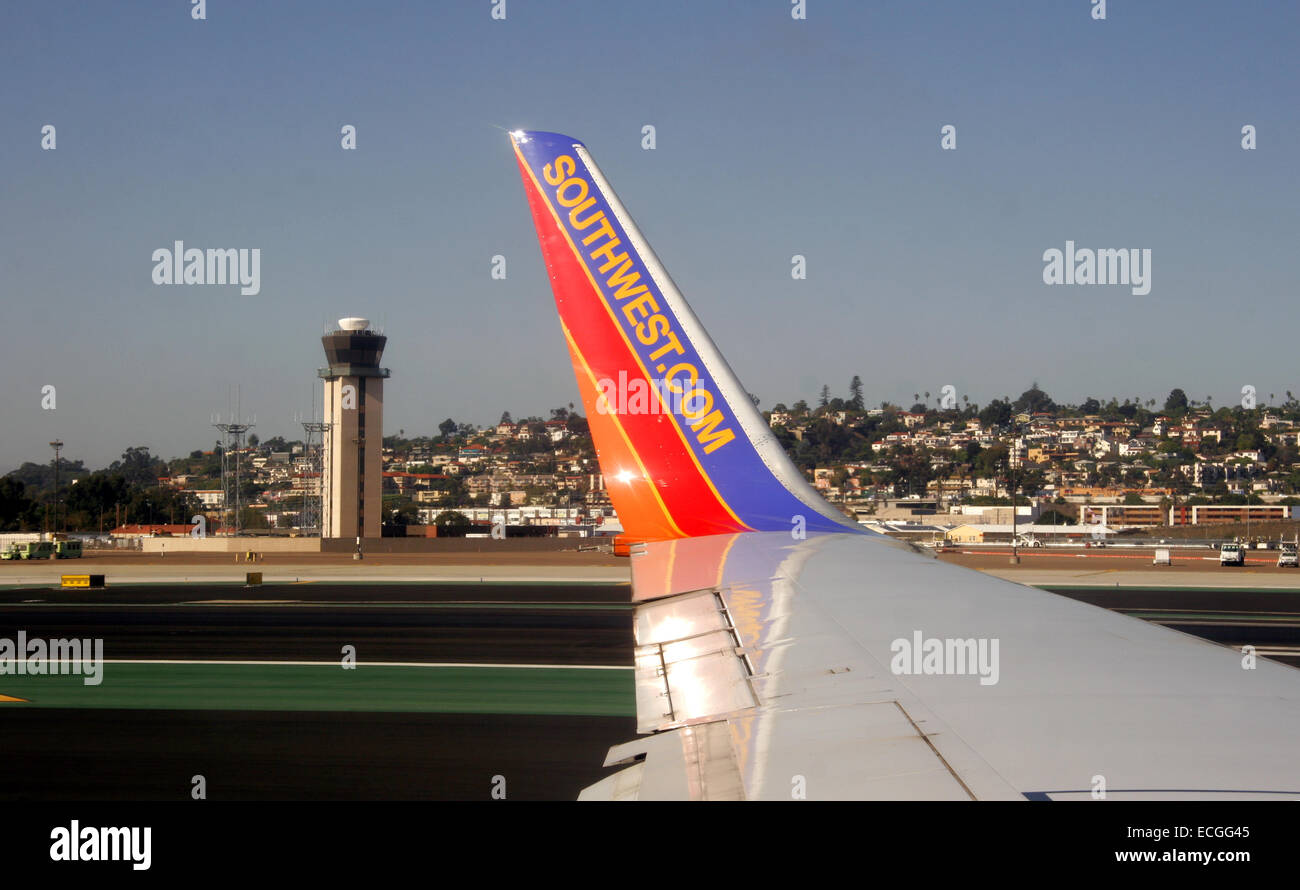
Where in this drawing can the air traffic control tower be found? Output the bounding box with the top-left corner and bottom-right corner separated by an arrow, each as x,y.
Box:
319,317 -> 390,539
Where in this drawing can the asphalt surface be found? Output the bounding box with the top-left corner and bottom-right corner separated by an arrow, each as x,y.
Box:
0,581 -> 634,664
0,581 -> 636,800
0,580 -> 632,605
3,578 -> 1296,800
1045,586 -> 1300,667
0,604 -> 632,664
0,709 -> 633,801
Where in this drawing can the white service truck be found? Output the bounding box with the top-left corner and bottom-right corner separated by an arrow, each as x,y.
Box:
1219,542 -> 1245,567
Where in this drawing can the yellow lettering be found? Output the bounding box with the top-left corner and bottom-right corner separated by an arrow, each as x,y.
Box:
691,410 -> 735,454
543,155 -> 576,186
581,215 -> 616,246
682,387 -> 715,420
569,200 -> 601,229
648,331 -> 686,362
606,259 -> 647,300
663,362 -> 698,394
636,314 -> 671,346
593,244 -> 626,273
622,292 -> 659,326
557,177 -> 589,207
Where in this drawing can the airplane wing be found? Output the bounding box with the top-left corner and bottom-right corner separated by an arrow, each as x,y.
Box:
508,130 -> 1300,800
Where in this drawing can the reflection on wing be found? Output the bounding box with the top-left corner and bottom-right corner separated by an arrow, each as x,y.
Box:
585,533 -> 1300,800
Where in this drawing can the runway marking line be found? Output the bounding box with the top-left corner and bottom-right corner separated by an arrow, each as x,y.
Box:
95,659 -> 632,670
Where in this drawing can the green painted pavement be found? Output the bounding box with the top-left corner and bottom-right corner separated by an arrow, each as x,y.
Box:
0,663 -> 634,717
0,601 -> 633,610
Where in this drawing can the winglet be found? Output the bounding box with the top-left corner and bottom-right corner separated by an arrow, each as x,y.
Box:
511,131 -> 861,541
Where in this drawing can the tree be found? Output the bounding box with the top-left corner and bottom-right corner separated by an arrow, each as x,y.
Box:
438,418 -> 458,439
388,500 -> 419,526
63,472 -> 129,521
499,411 -> 513,425
848,376 -> 864,411
1236,431 -> 1264,451
238,507 -> 269,530
1080,397 -> 1101,415
1037,509 -> 1075,525
435,511 -> 472,529
978,398 -> 1013,428
0,478 -> 37,531
110,447 -> 165,487
818,385 -> 831,409
6,459 -> 88,497
566,414 -> 590,436
1164,388 -> 1189,413
1013,382 -> 1056,415
973,444 -> 1010,478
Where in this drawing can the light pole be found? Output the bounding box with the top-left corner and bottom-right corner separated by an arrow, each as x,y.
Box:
1010,414 -> 1030,565
49,440 -> 63,538
1008,456 -> 1018,565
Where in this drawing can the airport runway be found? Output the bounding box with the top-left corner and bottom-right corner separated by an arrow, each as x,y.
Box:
942,546 -> 1300,589
0,580 -> 636,800
0,549 -> 630,586
3,574 -> 1296,800
1,709 -> 631,801
0,582 -> 635,663
1043,586 -> 1300,668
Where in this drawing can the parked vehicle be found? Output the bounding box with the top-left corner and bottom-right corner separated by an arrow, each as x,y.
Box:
54,540 -> 83,559
1278,546 -> 1298,568
1219,542 -> 1245,567
1,541 -> 55,560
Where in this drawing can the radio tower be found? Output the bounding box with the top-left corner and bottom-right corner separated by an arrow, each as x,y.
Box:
212,387 -> 254,536
300,420 -> 332,535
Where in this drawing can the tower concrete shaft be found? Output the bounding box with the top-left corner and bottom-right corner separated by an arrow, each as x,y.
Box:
318,319 -> 389,539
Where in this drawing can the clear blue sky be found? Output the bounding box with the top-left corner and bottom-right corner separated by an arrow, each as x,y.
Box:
2,0 -> 1297,471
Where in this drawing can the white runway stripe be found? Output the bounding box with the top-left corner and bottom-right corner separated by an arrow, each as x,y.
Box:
95,659 -> 631,670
